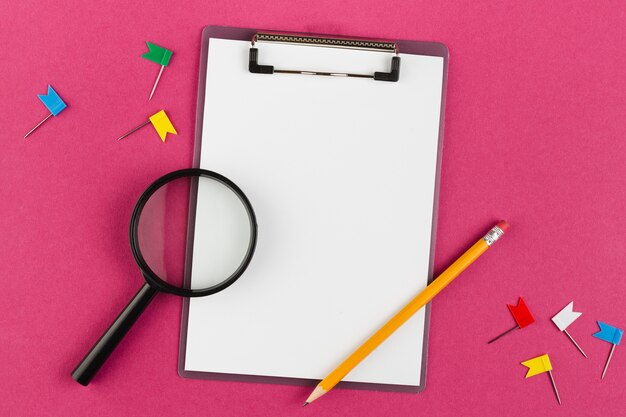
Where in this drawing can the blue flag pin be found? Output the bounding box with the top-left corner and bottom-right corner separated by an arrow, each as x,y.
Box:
593,321 -> 624,379
24,85 -> 68,139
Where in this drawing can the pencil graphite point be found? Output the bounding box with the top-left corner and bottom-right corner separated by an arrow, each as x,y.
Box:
303,402 -> 309,407
304,385 -> 327,405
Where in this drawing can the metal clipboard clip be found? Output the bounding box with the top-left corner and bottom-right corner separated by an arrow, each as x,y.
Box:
249,32 -> 401,82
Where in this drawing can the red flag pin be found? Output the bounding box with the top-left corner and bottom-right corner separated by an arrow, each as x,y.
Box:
488,297 -> 535,344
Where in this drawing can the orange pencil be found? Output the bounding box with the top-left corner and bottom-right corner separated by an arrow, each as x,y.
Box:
304,221 -> 509,405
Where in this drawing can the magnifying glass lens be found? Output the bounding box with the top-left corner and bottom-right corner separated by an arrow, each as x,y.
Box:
136,174 -> 255,291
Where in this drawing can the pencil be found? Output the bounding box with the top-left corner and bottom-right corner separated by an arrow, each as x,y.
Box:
304,221 -> 509,405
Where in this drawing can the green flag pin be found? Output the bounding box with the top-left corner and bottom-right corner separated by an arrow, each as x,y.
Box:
142,42 -> 173,100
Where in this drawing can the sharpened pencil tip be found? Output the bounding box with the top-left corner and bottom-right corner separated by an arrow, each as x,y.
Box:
303,402 -> 309,407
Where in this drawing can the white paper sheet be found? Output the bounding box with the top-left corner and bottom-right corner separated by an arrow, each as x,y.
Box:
184,38 -> 444,386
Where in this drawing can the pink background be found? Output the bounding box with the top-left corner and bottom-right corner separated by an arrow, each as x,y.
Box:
1,0 -> 625,416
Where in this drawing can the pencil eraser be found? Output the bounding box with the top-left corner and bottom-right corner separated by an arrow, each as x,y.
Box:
497,220 -> 509,233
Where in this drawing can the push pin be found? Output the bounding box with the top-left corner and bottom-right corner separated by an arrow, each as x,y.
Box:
142,42 -> 173,100
117,110 -> 177,142
24,85 -> 67,139
551,301 -> 587,357
488,297 -> 535,344
593,321 -> 623,379
522,354 -> 561,405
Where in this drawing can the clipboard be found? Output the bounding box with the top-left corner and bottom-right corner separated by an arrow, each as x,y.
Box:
179,26 -> 448,393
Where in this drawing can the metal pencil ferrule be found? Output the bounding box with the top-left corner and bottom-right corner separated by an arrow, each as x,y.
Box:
483,225 -> 505,247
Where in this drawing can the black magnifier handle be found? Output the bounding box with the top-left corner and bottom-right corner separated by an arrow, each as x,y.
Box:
71,282 -> 158,386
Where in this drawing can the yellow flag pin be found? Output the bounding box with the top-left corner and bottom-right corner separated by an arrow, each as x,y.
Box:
118,110 -> 177,142
521,354 -> 561,404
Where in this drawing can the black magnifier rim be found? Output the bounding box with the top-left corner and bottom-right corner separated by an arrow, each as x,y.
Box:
129,168 -> 258,297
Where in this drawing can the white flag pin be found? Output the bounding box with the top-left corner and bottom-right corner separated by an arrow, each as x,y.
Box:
552,301 -> 587,357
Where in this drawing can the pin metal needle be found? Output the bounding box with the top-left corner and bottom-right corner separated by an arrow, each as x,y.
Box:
602,344 -> 616,379
563,329 -> 587,358
149,65 -> 165,100
117,120 -> 150,141
487,325 -> 519,344
24,113 -> 52,139
548,370 -> 561,405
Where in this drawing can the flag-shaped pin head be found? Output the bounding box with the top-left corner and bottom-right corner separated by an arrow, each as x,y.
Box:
522,354 -> 552,378
593,321 -> 624,345
508,297 -> 535,328
521,354 -> 561,403
149,110 -> 177,142
142,42 -> 172,66
38,85 -> 67,116
552,301 -> 582,331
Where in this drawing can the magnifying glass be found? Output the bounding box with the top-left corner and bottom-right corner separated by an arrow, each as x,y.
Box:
71,168 -> 257,386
